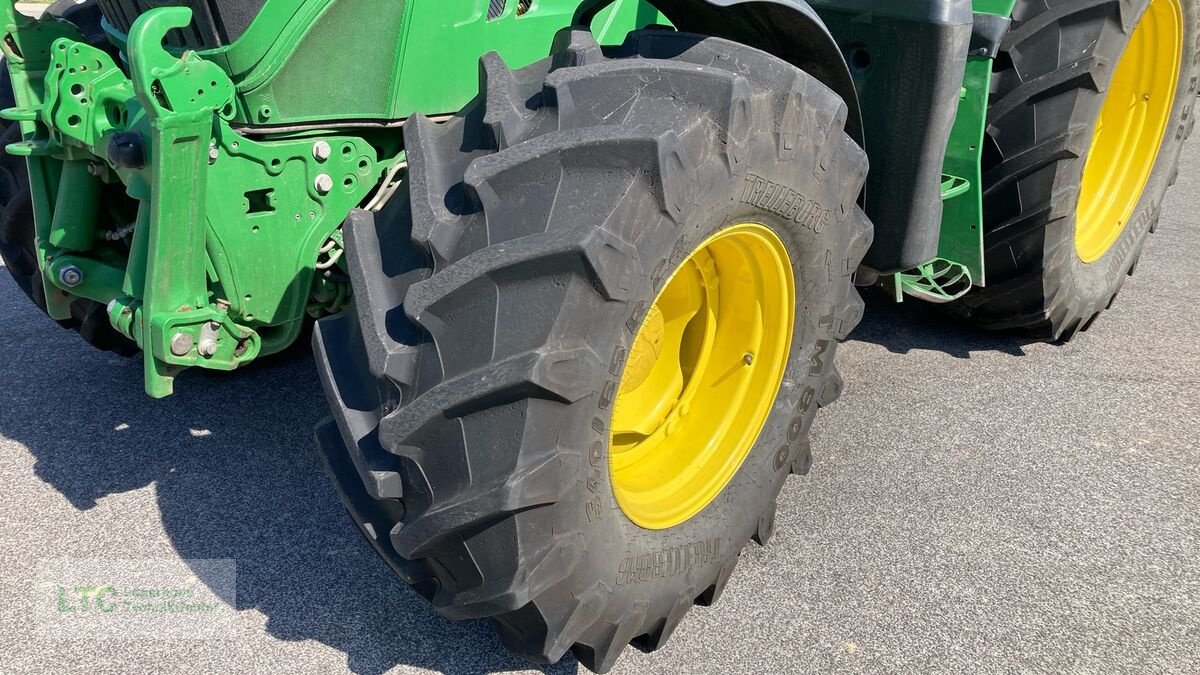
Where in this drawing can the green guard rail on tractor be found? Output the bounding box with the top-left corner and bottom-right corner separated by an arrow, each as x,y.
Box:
1,0 -> 1194,670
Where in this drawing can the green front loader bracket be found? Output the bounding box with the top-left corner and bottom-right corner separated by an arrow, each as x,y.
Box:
123,8 -> 238,396
0,3 -> 387,396
0,3 -> 79,321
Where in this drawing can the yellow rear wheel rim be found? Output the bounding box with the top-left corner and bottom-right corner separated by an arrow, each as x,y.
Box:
609,223 -> 794,530
1077,0 -> 1183,263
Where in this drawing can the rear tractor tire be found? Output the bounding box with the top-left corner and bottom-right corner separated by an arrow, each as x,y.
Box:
314,29 -> 871,673
949,0 -> 1200,340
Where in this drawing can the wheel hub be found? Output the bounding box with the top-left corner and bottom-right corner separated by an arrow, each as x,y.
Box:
1076,0 -> 1183,263
609,223 -> 795,530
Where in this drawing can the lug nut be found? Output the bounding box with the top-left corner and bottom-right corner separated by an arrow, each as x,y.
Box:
58,265 -> 83,288
169,332 -> 194,356
312,141 -> 332,162
314,173 -> 334,195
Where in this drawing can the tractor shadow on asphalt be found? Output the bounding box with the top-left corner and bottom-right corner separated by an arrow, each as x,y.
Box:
3,280 -> 1028,675
0,294 -> 574,674
849,288 -> 1037,358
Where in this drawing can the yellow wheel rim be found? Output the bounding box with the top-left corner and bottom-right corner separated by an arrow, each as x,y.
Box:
609,223 -> 794,530
1077,0 -> 1183,263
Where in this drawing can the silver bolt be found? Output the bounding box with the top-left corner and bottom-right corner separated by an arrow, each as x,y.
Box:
197,321 -> 220,357
169,332 -> 194,356
312,141 -> 332,162
58,265 -> 83,288
208,145 -> 219,163
314,173 -> 334,195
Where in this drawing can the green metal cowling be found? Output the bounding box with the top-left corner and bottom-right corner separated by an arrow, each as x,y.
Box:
96,0 -> 665,127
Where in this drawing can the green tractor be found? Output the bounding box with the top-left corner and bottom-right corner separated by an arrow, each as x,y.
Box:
1,0 -> 1194,670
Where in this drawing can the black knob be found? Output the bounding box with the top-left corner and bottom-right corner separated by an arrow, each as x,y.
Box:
107,131 -> 146,169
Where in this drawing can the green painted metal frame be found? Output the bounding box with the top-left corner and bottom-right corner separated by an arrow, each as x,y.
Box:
937,56 -> 992,286
930,0 -> 1017,289
0,0 -> 660,397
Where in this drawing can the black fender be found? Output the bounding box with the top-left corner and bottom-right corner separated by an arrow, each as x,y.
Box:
578,0 -> 864,149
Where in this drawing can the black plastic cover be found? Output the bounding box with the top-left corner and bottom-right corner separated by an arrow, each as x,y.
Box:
809,0 -> 972,273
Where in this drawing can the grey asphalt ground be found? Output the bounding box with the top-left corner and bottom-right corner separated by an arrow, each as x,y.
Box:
2,105 -> 1199,675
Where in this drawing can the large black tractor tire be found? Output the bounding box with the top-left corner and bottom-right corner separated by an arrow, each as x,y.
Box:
949,0 -> 1199,340
0,0 -> 135,355
314,29 -> 871,673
